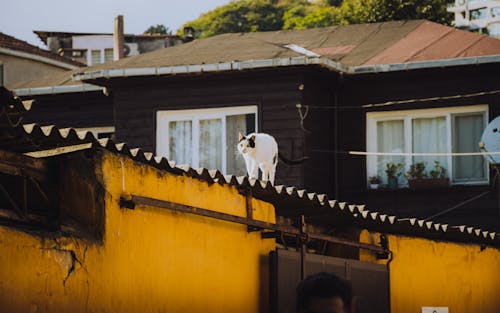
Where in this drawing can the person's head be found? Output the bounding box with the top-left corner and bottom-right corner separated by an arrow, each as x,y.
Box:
296,272 -> 352,313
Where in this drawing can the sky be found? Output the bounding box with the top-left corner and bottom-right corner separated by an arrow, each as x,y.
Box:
1,0 -> 231,48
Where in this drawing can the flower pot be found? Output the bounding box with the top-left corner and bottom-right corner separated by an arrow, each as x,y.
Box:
370,183 -> 379,189
387,177 -> 398,189
408,178 -> 450,189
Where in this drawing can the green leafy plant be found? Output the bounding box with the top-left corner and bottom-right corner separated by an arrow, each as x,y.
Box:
369,175 -> 382,184
406,162 -> 426,180
385,162 -> 404,179
429,161 -> 447,179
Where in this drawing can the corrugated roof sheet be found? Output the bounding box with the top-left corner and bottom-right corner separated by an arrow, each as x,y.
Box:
0,32 -> 85,67
15,20 -> 500,92
77,20 -> 500,71
0,91 -> 498,247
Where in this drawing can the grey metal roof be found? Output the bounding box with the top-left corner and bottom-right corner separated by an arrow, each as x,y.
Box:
0,113 -> 497,247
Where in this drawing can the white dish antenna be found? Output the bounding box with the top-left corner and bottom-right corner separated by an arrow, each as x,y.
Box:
480,116 -> 500,164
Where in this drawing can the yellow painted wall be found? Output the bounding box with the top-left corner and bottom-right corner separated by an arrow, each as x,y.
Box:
0,150 -> 276,313
360,230 -> 500,313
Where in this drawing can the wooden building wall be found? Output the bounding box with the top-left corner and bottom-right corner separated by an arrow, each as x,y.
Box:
21,90 -> 113,129
108,68 -> 309,187
334,63 -> 500,228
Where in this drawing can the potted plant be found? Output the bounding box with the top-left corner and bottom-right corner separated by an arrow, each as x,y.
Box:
368,175 -> 382,189
428,161 -> 450,187
385,162 -> 403,189
406,161 -> 427,189
406,161 -> 449,189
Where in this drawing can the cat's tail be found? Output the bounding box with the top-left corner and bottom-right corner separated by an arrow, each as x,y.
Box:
278,152 -> 309,165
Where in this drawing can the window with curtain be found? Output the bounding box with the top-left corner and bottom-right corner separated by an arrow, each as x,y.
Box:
104,48 -> 114,62
157,106 -> 257,175
376,120 -> 405,183
91,50 -> 101,65
367,106 -> 488,185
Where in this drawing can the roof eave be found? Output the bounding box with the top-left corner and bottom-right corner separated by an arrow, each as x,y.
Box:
0,47 -> 81,70
14,84 -> 105,96
72,54 -> 500,82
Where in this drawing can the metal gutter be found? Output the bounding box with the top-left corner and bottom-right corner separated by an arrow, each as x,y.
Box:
71,54 -> 500,82
0,47 -> 80,70
14,84 -> 105,96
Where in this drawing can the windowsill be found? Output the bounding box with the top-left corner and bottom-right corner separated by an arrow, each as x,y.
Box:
366,183 -> 490,192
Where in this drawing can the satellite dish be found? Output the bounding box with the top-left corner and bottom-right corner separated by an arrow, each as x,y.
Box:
480,116 -> 500,164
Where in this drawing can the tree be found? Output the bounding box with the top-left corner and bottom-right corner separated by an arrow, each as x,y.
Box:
179,0 -> 453,38
181,0 -> 285,38
144,24 -> 172,35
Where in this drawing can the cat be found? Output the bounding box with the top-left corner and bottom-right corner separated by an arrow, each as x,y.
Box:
237,132 -> 309,185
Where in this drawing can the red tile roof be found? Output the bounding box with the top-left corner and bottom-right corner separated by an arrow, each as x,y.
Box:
0,32 -> 84,67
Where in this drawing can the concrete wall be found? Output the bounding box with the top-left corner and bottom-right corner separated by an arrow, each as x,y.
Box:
0,150 -> 275,312
0,53 -> 69,88
360,230 -> 500,313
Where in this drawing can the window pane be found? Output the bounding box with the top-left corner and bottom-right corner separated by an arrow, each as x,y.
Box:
104,48 -> 114,62
412,117 -> 447,177
199,119 -> 222,169
226,113 -> 256,175
377,120 -> 405,183
169,121 -> 192,165
453,114 -> 485,181
91,50 -> 101,65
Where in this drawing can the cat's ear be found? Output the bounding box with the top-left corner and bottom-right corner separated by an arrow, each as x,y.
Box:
250,135 -> 256,141
238,132 -> 244,142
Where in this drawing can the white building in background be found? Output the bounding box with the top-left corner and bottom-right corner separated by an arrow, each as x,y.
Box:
447,0 -> 500,37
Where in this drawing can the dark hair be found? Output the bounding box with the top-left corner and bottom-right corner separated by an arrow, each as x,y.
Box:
296,272 -> 352,313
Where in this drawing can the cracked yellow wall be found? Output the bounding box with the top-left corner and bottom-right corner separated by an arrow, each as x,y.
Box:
360,230 -> 500,313
0,150 -> 276,313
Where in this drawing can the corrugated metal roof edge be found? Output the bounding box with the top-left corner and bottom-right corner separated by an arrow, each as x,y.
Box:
70,54 -> 500,82
14,84 -> 105,96
10,121 -> 500,247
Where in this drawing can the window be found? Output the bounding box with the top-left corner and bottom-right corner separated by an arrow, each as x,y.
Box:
492,7 -> 500,17
157,106 -> 257,175
470,7 -> 488,20
104,48 -> 114,62
366,105 -> 488,186
91,50 -> 101,65
489,22 -> 500,38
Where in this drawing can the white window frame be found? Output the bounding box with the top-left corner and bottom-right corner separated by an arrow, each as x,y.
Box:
366,105 -> 489,186
156,106 -> 258,173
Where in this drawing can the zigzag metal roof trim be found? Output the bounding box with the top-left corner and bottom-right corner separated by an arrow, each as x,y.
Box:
1,116 -> 499,246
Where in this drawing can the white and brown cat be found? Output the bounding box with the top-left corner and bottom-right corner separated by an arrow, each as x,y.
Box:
237,132 -> 308,185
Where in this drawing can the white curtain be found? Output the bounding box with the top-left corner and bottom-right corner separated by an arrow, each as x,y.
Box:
453,114 -> 485,181
412,117 -> 447,176
199,119 -> 222,170
377,120 -> 405,183
226,114 -> 252,176
169,121 -> 192,164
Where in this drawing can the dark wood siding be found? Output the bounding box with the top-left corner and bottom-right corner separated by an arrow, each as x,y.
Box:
335,63 -> 500,229
21,91 -> 113,129
110,68 -> 308,187
106,62 -> 500,229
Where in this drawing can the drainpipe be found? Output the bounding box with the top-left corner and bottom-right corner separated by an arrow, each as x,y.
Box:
114,15 -> 124,61
334,72 -> 344,199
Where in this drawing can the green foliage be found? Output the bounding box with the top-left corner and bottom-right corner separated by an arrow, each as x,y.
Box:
144,24 -> 172,35
180,0 -> 285,38
179,0 -> 453,38
369,175 -> 382,184
406,162 -> 427,180
385,162 -> 404,179
429,161 -> 447,179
